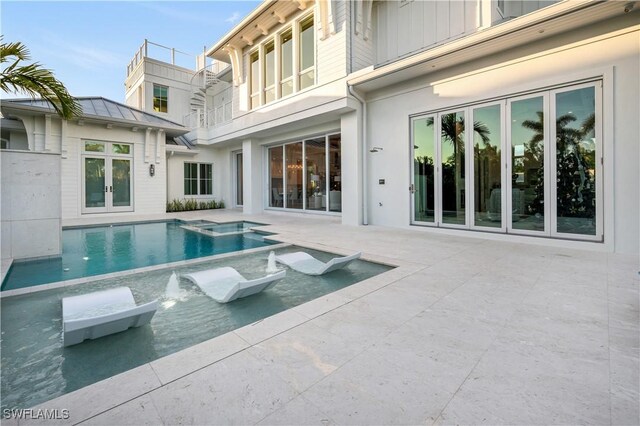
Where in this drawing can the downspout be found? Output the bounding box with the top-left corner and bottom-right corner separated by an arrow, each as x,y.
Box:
347,84 -> 368,226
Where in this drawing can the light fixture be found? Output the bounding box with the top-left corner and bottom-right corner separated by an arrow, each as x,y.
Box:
149,164 -> 155,177
370,147 -> 384,153
624,2 -> 634,13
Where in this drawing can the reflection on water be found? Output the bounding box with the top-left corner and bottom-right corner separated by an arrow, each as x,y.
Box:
1,247 -> 392,412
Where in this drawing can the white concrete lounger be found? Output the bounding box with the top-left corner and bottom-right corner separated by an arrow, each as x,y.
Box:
62,287 -> 158,347
182,267 -> 286,303
275,251 -> 361,275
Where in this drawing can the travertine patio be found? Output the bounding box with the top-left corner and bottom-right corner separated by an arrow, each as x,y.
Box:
14,210 -> 640,425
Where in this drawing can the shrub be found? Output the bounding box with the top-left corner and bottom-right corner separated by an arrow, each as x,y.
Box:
166,198 -> 225,212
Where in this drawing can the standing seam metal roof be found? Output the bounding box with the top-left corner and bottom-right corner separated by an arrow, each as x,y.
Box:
2,97 -> 185,128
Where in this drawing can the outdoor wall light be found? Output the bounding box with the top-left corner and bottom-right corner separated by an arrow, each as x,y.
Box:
149,164 -> 155,177
624,2 -> 635,13
370,147 -> 384,153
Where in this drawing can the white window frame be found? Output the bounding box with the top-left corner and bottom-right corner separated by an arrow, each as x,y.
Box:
81,140 -> 134,214
410,80 -> 603,242
184,162 -> 213,197
247,11 -> 315,110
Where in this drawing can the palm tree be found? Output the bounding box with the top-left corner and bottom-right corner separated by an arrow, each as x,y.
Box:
1,38 -> 81,119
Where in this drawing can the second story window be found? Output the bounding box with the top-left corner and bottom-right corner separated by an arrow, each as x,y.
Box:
153,84 -> 168,113
248,13 -> 315,110
299,16 -> 315,90
250,52 -> 260,109
264,42 -> 275,103
280,31 -> 293,97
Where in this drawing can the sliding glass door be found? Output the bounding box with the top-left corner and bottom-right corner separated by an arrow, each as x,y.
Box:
267,133 -> 341,213
411,82 -> 601,241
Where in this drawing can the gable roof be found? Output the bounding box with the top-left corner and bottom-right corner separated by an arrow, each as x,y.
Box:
1,97 -> 188,134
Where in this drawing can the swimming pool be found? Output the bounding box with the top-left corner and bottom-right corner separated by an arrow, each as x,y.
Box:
1,220 -> 276,291
195,221 -> 266,234
0,247 -> 392,411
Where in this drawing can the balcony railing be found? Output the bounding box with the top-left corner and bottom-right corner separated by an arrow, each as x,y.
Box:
127,39 -> 197,76
183,106 -> 232,130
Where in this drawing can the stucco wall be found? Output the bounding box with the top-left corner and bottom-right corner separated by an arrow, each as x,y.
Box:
1,150 -> 61,260
363,22 -> 639,253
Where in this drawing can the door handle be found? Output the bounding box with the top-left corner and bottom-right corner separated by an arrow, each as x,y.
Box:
110,186 -> 113,192
105,186 -> 108,193
409,184 -> 416,194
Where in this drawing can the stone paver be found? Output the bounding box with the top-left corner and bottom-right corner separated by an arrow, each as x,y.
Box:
21,210 -> 640,425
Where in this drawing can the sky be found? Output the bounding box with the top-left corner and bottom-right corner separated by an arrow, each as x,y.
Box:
1,1 -> 261,102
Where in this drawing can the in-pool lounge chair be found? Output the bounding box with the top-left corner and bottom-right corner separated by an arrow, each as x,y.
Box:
275,251 -> 361,276
62,287 -> 158,347
182,267 -> 286,303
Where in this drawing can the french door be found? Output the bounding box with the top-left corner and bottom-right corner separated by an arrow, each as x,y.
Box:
82,141 -> 133,213
411,81 -> 602,241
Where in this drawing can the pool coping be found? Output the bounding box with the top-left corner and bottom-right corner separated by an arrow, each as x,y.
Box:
18,246 -> 418,425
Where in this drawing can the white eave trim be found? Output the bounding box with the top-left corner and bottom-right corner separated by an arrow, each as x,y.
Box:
348,0 -> 600,88
206,0 -> 277,58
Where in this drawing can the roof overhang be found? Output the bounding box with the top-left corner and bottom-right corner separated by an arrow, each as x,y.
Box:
348,0 -> 637,93
0,102 -> 189,137
207,0 -> 313,62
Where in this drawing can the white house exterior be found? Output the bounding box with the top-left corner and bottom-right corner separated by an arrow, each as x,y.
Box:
2,0 -> 638,258
0,98 -> 188,259
124,0 -> 637,254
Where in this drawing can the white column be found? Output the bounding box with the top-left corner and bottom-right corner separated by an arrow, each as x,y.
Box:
340,110 -> 363,225
242,139 -> 263,215
44,115 -> 52,151
144,128 -> 152,163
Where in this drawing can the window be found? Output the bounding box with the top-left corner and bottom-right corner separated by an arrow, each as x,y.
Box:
250,52 -> 260,109
299,16 -> 315,90
248,13 -> 315,110
268,133 -> 341,212
264,42 -> 275,103
184,162 -> 212,196
153,84 -> 168,113
280,31 -> 293,97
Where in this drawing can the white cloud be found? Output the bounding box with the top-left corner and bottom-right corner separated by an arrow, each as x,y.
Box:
37,32 -> 127,71
225,12 -> 240,24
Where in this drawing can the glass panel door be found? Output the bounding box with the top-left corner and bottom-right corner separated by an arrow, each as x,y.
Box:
471,103 -> 503,229
440,110 -> 466,226
305,137 -> 326,211
552,84 -> 599,238
268,147 -> 283,207
328,134 -> 342,212
411,115 -> 436,224
111,159 -> 131,209
285,142 -> 303,209
84,157 -> 106,211
508,95 -> 547,234
235,152 -> 243,207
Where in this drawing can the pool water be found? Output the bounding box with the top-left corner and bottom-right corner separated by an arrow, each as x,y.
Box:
196,221 -> 266,234
1,221 -> 276,291
0,247 -> 392,411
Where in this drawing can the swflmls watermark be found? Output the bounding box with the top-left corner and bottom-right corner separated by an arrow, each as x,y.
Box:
2,408 -> 70,420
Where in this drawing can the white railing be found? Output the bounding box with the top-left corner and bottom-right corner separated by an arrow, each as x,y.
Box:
127,39 -> 196,76
183,107 -> 232,130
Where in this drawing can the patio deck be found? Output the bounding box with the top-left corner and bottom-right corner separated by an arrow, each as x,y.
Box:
13,210 -> 639,425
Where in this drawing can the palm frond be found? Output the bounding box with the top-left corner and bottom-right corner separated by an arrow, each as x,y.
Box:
1,38 -> 82,119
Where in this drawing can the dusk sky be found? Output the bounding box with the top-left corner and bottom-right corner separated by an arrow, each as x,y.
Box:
1,1 -> 261,102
